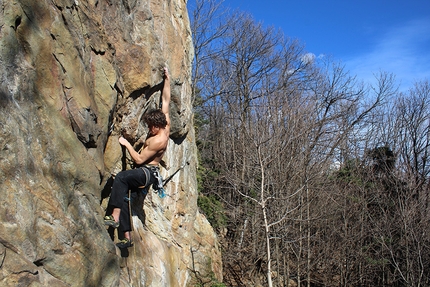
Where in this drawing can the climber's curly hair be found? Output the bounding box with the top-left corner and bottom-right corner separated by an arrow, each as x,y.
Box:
143,109 -> 167,129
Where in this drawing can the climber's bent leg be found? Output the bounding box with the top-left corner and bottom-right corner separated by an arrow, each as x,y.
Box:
105,168 -> 148,227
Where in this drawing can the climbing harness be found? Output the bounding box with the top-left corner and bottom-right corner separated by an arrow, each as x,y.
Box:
123,165 -> 165,203
123,161 -> 189,203
143,165 -> 166,198
153,166 -> 166,197
139,161 -> 189,199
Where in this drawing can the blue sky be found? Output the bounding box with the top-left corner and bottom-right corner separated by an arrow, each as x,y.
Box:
188,0 -> 430,91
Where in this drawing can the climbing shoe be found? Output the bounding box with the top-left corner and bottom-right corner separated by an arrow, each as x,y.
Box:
116,238 -> 133,249
104,215 -> 119,228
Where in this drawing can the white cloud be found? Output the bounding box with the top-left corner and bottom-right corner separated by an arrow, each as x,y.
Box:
301,52 -> 316,64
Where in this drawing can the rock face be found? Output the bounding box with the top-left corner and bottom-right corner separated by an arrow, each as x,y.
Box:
0,0 -> 222,286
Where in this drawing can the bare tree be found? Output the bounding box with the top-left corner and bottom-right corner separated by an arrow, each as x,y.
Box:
190,0 -> 231,106
190,1 -> 430,286
377,80 -> 430,286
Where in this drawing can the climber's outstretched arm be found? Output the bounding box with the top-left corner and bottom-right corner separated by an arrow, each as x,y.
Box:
161,67 -> 171,130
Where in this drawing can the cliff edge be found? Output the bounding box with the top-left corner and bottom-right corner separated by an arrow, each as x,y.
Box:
0,0 -> 221,286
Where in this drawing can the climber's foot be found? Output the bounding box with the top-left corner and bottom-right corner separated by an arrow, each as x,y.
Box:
116,238 -> 133,249
104,215 -> 119,228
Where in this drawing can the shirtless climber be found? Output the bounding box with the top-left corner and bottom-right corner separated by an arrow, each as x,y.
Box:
104,67 -> 171,248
